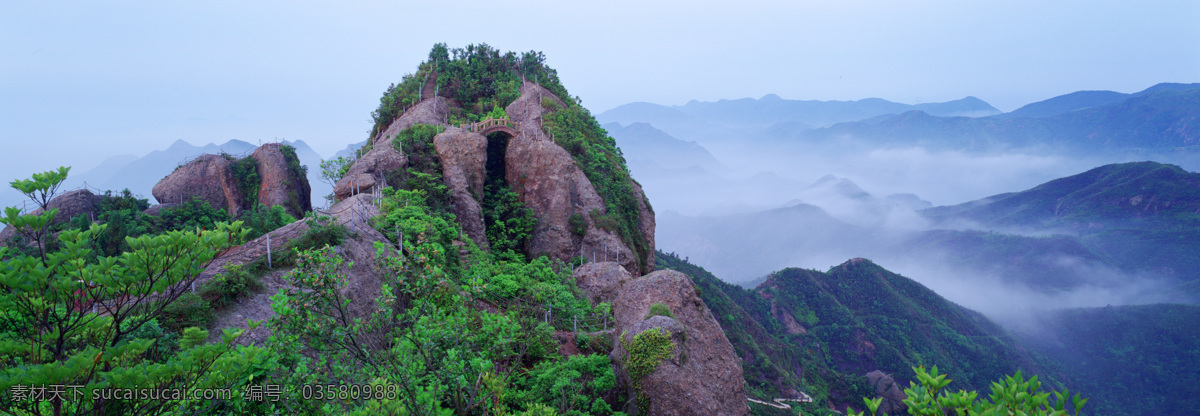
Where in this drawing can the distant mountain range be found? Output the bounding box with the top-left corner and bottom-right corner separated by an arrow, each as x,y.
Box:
795,83 -> 1200,151
600,94 -> 1000,131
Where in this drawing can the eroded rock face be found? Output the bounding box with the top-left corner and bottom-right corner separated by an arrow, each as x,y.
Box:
152,154 -> 243,217
572,261 -> 632,305
0,189 -> 102,243
334,96 -> 451,202
251,143 -> 312,218
433,127 -> 488,249
200,193 -> 386,346
504,82 -> 651,276
866,370 -> 907,415
609,270 -> 749,416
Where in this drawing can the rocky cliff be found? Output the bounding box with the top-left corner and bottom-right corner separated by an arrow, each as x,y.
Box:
608,269 -> 749,416
505,82 -> 654,276
153,145 -> 311,218
152,154 -> 244,216
251,143 -> 312,218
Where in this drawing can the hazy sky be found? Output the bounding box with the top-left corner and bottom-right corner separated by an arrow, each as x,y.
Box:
2,0 -> 1198,186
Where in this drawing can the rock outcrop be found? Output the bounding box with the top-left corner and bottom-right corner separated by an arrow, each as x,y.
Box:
504,82 -> 652,276
251,143 -> 312,218
334,96 -> 452,202
152,154 -> 244,217
609,269 -> 749,416
153,146 -> 313,219
201,193 -> 387,345
0,189 -> 102,243
866,370 -> 907,415
572,261 -> 633,305
433,127 -> 489,249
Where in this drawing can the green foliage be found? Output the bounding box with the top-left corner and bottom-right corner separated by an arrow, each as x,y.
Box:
320,155 -> 355,203
621,328 -> 675,415
1019,304 -> 1200,416
436,43 -> 523,117
155,195 -> 232,232
483,178 -> 537,256
508,354 -> 622,416
278,143 -> 309,214
0,167 -> 265,415
199,263 -> 263,310
180,327 -> 209,350
240,203 -> 297,240
847,366 -> 1086,416
226,152 -> 261,209
569,213 -> 587,236
369,64 -> 429,140
646,303 -> 673,320
486,104 -> 508,120
394,123 -> 453,213
162,292 -> 216,332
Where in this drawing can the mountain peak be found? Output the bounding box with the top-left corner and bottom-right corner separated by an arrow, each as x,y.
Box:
760,93 -> 782,101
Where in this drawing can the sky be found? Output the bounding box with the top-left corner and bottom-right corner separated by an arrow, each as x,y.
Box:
2,0 -> 1198,189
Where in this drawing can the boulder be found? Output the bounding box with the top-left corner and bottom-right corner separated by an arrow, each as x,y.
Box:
152,154 -> 243,217
0,189 -> 102,243
251,143 -> 312,218
433,127 -> 489,249
866,370 -> 907,414
609,270 -> 749,416
505,82 -> 649,276
572,261 -> 632,305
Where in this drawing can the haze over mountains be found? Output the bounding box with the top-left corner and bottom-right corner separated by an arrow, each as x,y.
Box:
603,82 -> 1200,327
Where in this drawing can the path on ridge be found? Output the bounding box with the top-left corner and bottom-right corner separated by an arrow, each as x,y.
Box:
421,70 -> 439,100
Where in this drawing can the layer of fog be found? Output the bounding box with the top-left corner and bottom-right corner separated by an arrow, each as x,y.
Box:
610,121 -> 1200,331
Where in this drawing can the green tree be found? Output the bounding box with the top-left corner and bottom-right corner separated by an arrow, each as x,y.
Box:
319,156 -> 354,204
0,167 -> 266,415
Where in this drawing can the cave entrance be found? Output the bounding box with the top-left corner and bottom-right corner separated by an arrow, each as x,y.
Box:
482,131 -> 535,255
485,131 -> 511,187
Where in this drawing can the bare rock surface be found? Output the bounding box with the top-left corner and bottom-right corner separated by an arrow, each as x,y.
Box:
433,127 -> 489,249
152,154 -> 243,217
0,189 -> 102,243
866,370 -> 908,415
202,194 -> 388,345
572,261 -> 632,305
251,143 -> 312,218
334,96 -> 453,201
609,269 -> 749,416
505,82 -> 647,275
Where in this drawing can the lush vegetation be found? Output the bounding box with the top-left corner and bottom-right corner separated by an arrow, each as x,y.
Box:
848,366 -> 1087,416
393,123 -> 453,214
656,251 -> 1063,416
0,167 -> 266,415
1017,304 -> 1200,416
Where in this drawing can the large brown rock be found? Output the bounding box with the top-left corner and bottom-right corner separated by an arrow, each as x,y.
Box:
866,370 -> 907,415
0,189 -> 102,243
152,154 -> 243,217
251,143 -> 312,218
572,261 -> 632,305
333,96 -> 452,201
201,193 -> 388,346
504,82 -> 650,276
433,127 -> 488,249
609,270 -> 749,416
